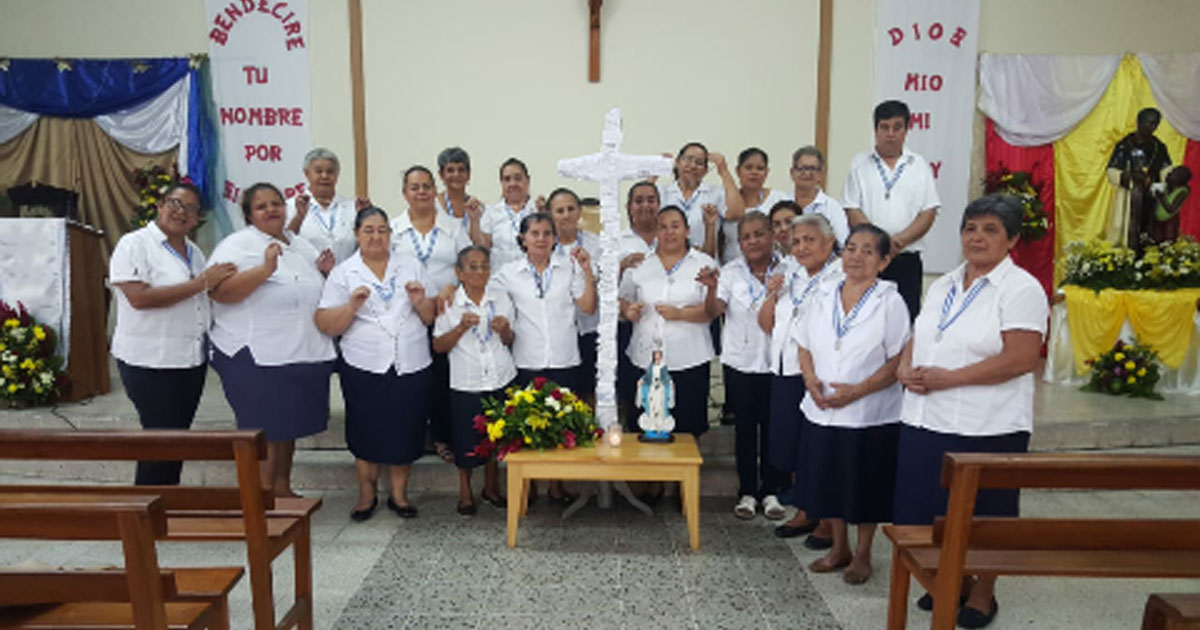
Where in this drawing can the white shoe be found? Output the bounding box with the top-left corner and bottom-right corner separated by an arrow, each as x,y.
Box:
762,495 -> 786,520
734,495 -> 757,520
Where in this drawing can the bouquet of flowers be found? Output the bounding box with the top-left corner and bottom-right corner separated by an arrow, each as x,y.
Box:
1059,240 -> 1138,291
983,167 -> 1048,240
1136,236 -> 1200,290
472,377 -> 602,460
0,301 -> 67,407
129,164 -> 185,230
1081,339 -> 1163,400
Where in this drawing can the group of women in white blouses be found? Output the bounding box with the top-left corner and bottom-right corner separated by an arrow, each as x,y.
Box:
111,142 -> 1045,628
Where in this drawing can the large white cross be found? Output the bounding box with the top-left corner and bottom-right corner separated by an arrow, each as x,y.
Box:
558,108 -> 672,435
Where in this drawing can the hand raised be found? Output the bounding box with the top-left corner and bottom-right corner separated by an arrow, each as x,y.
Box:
695,266 -> 719,290
491,315 -> 511,334
349,285 -> 371,310
702,203 -> 720,227
355,197 -> 372,211
534,195 -> 547,213
459,311 -> 481,329
624,301 -> 645,322
766,273 -> 785,294
263,243 -> 283,271
708,151 -> 728,172
404,281 -> 426,303
316,249 -> 335,276
572,246 -> 592,270
620,253 -> 645,273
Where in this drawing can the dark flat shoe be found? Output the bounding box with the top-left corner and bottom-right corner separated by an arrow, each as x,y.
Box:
481,492 -> 507,508
349,497 -> 377,522
916,586 -> 972,611
803,534 -> 833,550
457,501 -> 477,516
957,599 -> 998,629
387,497 -> 418,519
774,520 -> 819,538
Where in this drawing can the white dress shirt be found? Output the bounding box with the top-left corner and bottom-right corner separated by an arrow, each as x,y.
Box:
619,248 -> 718,371
319,251 -> 432,375
390,210 -> 470,296
842,148 -> 940,253
285,194 -> 358,263
109,222 -> 209,368
795,279 -> 910,428
554,230 -> 600,335
208,227 -> 335,366
493,254 -> 587,370
658,181 -> 726,251
723,188 -> 789,263
717,256 -> 779,374
480,198 -> 538,269
786,189 -> 851,248
436,193 -> 474,234
769,257 -> 843,376
901,256 -> 1049,436
433,285 -> 518,391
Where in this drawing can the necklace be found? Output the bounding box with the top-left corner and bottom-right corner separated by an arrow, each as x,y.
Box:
870,153 -> 910,201
935,277 -> 990,342
832,279 -> 878,351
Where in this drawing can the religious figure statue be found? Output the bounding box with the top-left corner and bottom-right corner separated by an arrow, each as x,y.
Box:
1148,166 -> 1192,245
1106,107 -> 1173,254
636,349 -> 675,442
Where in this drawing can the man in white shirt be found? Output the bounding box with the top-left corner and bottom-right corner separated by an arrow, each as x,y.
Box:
843,100 -> 940,321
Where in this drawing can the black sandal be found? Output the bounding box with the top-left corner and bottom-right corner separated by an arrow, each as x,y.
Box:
481,491 -> 507,508
956,598 -> 998,629
456,501 -> 477,516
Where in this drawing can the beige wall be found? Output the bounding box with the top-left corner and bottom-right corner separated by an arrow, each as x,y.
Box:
3,0 -> 1200,215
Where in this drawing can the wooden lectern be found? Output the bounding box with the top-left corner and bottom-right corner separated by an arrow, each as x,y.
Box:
64,221 -> 110,401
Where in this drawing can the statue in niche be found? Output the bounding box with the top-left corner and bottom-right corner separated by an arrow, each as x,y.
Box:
636,348 -> 675,443
1106,107 -> 1173,254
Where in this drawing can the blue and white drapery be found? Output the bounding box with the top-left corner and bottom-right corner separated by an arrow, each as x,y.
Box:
0,57 -> 226,233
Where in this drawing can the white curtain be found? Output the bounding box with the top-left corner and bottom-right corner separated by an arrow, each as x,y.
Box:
1138,52 -> 1200,141
0,103 -> 38,144
0,75 -> 191,174
978,53 -> 1122,146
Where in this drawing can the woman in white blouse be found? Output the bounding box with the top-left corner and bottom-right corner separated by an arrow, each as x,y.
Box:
316,207 -> 435,520
619,206 -> 720,438
796,224 -> 910,585
730,148 -> 790,264
789,146 -> 850,247
894,195 -> 1048,629
470,158 -> 546,270
758,210 -> 842,543
493,212 -> 596,504
208,183 -> 337,497
547,188 -> 600,403
391,165 -> 471,463
285,148 -> 364,264
435,147 -> 484,234
110,182 -> 236,485
657,143 -> 744,260
768,201 -> 800,260
432,246 -> 515,515
706,212 -> 786,521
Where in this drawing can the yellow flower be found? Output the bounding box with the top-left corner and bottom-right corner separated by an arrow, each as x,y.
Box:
0,343 -> 5,351
33,326 -> 45,341
19,358 -> 35,372
1,366 -> 12,378
1113,352 -> 1125,361
1126,376 -> 1137,384
527,415 -> 550,431
6,384 -> 15,393
1137,368 -> 1147,377
3,319 -> 17,329
1124,361 -> 1136,371
487,419 -> 506,441
524,436 -> 532,444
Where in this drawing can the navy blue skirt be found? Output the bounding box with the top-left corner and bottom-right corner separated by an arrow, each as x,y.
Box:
211,347 -> 333,442
892,424 -> 1031,526
449,384 -> 512,469
576,332 -> 598,396
802,420 -> 899,524
768,374 -> 805,472
339,361 -> 431,465
665,363 -> 711,437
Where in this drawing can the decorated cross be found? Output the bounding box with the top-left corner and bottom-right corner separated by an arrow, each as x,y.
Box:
558,108 -> 672,437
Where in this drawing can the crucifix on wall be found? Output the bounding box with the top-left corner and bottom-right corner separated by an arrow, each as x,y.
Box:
588,0 -> 602,82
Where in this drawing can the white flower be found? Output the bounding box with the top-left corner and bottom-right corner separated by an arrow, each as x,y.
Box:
9,329 -> 24,343
546,398 -> 562,411
40,372 -> 52,385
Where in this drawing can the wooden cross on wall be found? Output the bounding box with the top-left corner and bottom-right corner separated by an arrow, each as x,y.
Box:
589,0 -> 602,82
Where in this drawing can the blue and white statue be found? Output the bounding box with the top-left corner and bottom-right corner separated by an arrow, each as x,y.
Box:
636,349 -> 675,442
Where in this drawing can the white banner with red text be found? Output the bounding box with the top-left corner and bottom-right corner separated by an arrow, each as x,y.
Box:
206,0 -> 312,230
874,0 -> 979,273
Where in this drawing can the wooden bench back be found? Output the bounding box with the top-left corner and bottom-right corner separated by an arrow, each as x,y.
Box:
0,429 -> 266,462
0,484 -> 271,512
932,518 -> 1200,551
940,452 -> 1200,491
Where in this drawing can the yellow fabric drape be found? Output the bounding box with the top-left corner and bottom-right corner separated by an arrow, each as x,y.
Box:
1052,55 -> 1188,285
0,117 -> 175,259
1063,285 -> 1200,372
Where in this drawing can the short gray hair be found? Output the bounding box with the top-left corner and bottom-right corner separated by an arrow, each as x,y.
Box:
792,212 -> 835,241
791,145 -> 825,170
304,148 -> 340,172
437,147 -> 471,172
961,193 -> 1022,239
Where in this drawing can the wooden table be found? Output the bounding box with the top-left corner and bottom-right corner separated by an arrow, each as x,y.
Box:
505,434 -> 703,550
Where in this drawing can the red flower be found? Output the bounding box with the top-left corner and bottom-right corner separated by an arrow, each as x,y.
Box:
472,414 -> 488,434
17,302 -> 30,326
550,389 -> 563,400
505,405 -> 514,415
469,440 -> 495,458
532,376 -> 548,390
563,429 -> 576,448
593,427 -> 604,439
497,440 -> 524,461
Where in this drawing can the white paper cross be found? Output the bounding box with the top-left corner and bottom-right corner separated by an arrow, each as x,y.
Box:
558,108 -> 672,432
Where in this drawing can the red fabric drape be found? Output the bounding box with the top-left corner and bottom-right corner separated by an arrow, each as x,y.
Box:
1180,140 -> 1200,240
984,119 -> 1057,297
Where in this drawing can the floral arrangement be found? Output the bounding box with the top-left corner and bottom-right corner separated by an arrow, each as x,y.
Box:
1081,339 -> 1163,400
1061,237 -> 1200,291
129,164 -> 189,230
0,301 -> 67,406
983,166 -> 1048,240
1136,236 -> 1200,290
471,377 -> 602,460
